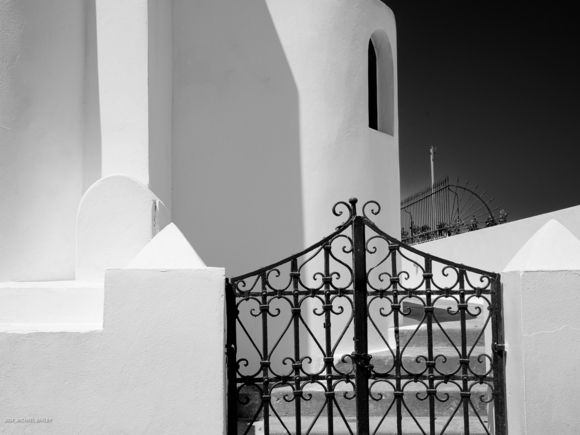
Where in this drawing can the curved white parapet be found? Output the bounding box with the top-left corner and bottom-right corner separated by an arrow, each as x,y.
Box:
76,175 -> 170,282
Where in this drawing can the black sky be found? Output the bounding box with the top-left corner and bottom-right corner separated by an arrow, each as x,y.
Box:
383,1 -> 580,222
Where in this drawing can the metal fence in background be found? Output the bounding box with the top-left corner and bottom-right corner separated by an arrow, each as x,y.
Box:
400,177 -> 506,245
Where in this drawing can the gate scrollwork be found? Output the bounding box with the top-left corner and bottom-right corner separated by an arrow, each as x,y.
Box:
227,199 -> 506,435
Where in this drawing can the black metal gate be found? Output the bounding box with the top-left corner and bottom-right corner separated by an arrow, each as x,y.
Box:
226,199 -> 506,435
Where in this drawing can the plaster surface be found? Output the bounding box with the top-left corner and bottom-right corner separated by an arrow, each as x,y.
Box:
503,270 -> 580,435
174,0 -> 398,367
172,0 -> 399,278
501,271 -> 525,435
76,176 -> 170,282
172,0 -> 304,277
266,0 -> 399,246
0,0 -> 85,281
96,0 -> 148,184
0,268 -> 225,434
501,220 -> 580,434
0,281 -> 103,333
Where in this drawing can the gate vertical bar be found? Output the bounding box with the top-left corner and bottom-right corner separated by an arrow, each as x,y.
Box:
260,272 -> 270,434
351,200 -> 370,435
226,279 -> 238,435
324,242 -> 335,434
391,245 -> 403,435
425,259 -> 435,435
291,259 -> 302,435
459,271 -> 470,435
492,275 -> 507,435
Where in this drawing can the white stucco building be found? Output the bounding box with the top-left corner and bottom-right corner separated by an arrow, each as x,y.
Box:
0,0 -> 400,283
0,1 -> 578,434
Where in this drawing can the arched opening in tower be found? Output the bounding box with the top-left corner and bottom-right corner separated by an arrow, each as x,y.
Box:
368,32 -> 394,136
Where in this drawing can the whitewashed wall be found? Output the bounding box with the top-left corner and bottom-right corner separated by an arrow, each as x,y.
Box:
409,204 -> 580,273
0,267 -> 225,434
171,0 -> 399,372
0,0 -> 400,281
502,220 -> 580,434
172,0 -> 399,277
0,1 -> 86,281
266,0 -> 399,247
172,0 -> 304,277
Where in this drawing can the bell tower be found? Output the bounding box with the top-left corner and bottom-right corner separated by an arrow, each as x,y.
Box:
266,0 -> 400,246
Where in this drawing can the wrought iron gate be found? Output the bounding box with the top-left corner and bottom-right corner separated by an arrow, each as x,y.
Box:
226,199 -> 506,435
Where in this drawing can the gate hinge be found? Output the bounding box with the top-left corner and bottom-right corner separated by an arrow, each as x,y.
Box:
493,342 -> 506,354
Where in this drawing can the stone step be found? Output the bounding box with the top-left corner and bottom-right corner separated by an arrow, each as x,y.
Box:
238,415 -> 490,434
401,300 -> 485,326
338,346 -> 488,376
268,382 -> 489,419
272,322 -> 487,375
398,321 -> 487,350
238,349 -> 489,420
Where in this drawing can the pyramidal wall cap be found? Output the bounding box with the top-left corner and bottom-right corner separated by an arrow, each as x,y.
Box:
128,223 -> 206,269
503,219 -> 580,272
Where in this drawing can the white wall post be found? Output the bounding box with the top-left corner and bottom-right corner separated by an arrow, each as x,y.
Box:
0,228 -> 226,434
96,0 -> 172,210
502,220 -> 580,434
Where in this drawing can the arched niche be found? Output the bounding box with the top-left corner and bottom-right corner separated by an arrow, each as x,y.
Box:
368,29 -> 394,136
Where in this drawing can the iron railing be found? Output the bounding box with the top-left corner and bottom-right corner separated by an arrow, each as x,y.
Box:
401,177 -> 506,245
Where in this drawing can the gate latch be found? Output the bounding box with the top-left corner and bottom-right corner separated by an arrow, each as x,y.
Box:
493,342 -> 506,354
351,352 -> 374,375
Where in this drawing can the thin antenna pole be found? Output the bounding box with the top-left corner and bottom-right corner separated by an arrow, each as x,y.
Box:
430,146 -> 437,188
430,146 -> 437,230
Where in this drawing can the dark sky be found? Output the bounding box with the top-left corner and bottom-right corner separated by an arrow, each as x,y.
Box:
384,1 -> 580,222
